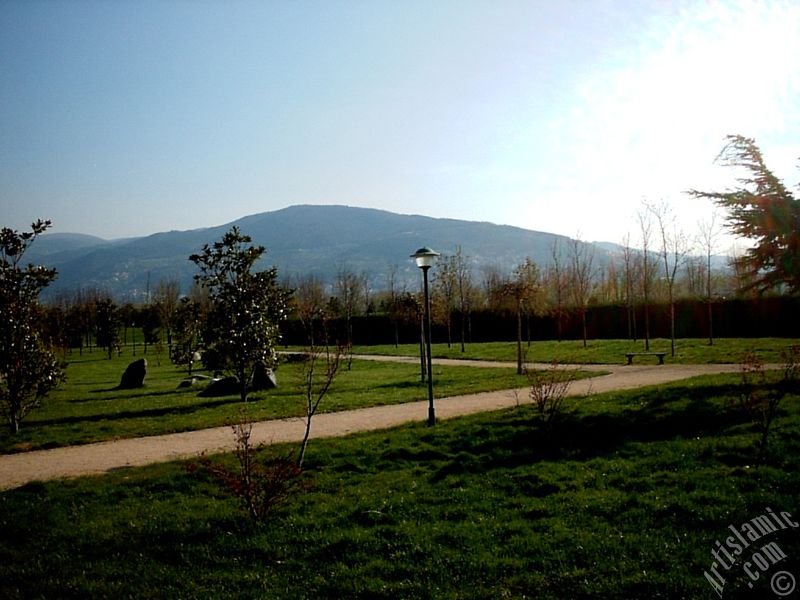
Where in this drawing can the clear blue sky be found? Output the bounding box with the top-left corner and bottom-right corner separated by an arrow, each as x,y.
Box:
2,0 -> 798,249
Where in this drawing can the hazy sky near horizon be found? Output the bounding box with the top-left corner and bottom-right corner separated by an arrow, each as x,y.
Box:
2,0 -> 798,249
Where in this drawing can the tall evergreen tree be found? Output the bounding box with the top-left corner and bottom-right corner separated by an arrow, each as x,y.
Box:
690,134 -> 800,293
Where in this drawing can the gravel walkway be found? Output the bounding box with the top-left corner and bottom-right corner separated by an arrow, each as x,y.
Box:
0,357 -> 742,491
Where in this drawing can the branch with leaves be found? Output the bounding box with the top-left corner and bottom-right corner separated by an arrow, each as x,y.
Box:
189,227 -> 290,402
0,220 -> 65,433
689,135 -> 800,294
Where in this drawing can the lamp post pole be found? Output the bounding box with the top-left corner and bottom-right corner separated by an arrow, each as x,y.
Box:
411,247 -> 440,426
421,263 -> 435,426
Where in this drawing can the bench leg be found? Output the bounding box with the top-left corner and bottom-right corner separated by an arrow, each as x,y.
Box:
658,355 -> 664,365
626,356 -> 633,365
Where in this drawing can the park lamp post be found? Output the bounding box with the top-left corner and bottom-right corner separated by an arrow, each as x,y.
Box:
411,246 -> 439,426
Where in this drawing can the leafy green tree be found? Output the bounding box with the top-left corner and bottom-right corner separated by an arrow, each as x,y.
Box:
0,220 -> 65,433
690,134 -> 800,293
190,227 -> 289,402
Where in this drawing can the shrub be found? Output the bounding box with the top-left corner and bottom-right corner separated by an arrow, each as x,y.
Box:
525,360 -> 582,425
190,416 -> 303,522
736,345 -> 799,462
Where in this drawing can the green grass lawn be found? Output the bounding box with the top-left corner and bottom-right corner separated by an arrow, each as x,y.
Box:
1,374 -> 797,598
348,337 -> 800,364
3,338 -> 796,453
0,349 -> 538,453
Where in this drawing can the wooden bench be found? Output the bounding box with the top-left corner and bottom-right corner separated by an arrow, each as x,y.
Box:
625,352 -> 666,365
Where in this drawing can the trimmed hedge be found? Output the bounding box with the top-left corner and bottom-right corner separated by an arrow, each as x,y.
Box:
280,296 -> 800,346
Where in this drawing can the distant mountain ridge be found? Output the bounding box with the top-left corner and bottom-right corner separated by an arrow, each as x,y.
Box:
30,204 -> 614,300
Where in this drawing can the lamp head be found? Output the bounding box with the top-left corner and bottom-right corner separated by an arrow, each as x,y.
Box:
410,246 -> 440,269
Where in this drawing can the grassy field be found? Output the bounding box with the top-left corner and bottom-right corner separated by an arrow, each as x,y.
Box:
1,373 -> 798,598
2,338 -> 796,453
0,349 -> 537,453
349,337 -> 800,364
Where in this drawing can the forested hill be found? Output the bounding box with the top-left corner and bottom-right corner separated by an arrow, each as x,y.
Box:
28,204 -> 613,300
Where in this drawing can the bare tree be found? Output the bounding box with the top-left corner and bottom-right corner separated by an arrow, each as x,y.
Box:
453,246 -> 473,352
481,263 -> 506,311
293,274 -> 327,346
503,258 -> 541,375
296,314 -> 342,469
153,278 -> 180,351
637,205 -> 656,351
595,258 -> 621,305
697,212 -> 722,345
727,243 -> 758,296
546,239 -> 569,342
620,233 -> 640,341
683,255 -> 706,298
432,253 -> 457,348
334,266 -> 366,369
651,202 -> 689,357
94,297 -> 120,359
170,297 -> 205,375
385,263 -> 402,347
567,235 -> 596,348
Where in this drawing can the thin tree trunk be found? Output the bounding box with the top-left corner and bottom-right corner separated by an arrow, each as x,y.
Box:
297,413 -> 313,469
669,298 -> 676,357
707,300 -> 714,346
516,302 -> 523,375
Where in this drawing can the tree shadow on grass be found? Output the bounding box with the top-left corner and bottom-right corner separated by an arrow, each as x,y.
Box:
32,395 -> 246,427
429,383 -> 760,481
83,386 -> 185,401
374,381 -> 421,390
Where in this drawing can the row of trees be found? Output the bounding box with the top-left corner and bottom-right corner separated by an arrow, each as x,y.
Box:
2,135 -> 798,433
0,223 -> 293,432
43,278 -> 184,359
283,214 -> 724,370
63,136 -> 787,373
289,137 -> 799,364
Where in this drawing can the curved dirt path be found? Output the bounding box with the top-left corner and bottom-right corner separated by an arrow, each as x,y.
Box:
0,357 -> 742,492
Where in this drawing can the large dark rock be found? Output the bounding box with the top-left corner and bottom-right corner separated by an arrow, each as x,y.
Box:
200,376 -> 241,397
251,363 -> 278,391
118,358 -> 147,389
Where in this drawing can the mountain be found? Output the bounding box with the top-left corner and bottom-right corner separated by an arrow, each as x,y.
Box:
31,205 -> 614,301
26,232 -> 109,255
